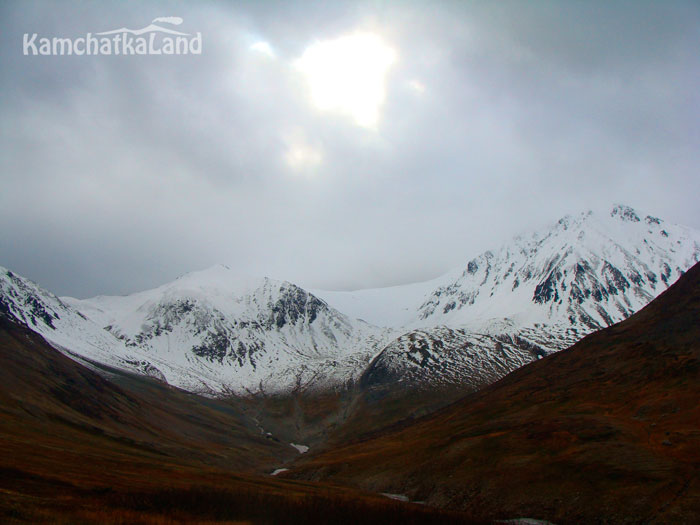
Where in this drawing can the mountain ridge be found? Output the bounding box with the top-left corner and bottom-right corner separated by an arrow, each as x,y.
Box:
1,204 -> 698,399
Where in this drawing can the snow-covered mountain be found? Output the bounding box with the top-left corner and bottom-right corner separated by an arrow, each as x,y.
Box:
320,205 -> 700,392
1,264 -> 389,394
416,204 -> 700,331
0,267 -> 174,381
318,205 -> 700,333
62,265 -> 389,394
2,204 -> 699,398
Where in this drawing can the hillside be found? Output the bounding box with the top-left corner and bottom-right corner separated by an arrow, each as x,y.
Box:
290,262 -> 700,523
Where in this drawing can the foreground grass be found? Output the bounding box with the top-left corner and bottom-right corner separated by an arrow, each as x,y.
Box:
1,482 -> 475,524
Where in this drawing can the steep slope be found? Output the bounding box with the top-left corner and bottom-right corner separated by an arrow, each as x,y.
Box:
0,266 -> 178,381
0,310 -> 292,472
361,327 -> 544,392
417,204 -> 700,331
290,261 -> 700,523
317,205 -> 700,334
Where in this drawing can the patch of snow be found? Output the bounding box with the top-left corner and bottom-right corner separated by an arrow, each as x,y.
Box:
381,493 -> 410,502
270,468 -> 289,476
313,276 -> 449,328
290,443 -> 309,454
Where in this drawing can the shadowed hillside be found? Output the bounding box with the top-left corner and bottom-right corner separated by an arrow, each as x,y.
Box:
290,262 -> 700,524
0,311 -> 295,473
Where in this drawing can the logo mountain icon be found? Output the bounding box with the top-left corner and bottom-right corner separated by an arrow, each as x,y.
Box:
96,16 -> 189,36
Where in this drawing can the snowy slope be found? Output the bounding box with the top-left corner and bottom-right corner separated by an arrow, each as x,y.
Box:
312,278 -> 444,328
361,327 -> 548,391
416,205 -> 700,331
64,265 -> 390,395
0,266 -> 181,383
317,204 -> 700,334
329,205 -> 700,391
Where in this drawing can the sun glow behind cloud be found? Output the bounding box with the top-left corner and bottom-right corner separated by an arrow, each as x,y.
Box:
294,32 -> 397,128
250,40 -> 275,58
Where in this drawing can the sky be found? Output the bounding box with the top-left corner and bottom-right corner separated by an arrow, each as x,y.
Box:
1,0 -> 699,298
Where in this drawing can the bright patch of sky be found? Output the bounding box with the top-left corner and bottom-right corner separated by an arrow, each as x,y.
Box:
250,40 -> 275,58
294,33 -> 397,128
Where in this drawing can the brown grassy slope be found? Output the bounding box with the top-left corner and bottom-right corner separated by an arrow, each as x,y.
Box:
290,262 -> 700,524
0,313 -> 294,473
0,314 -> 474,524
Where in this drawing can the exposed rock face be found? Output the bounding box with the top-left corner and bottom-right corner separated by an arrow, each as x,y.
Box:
361,327 -> 551,393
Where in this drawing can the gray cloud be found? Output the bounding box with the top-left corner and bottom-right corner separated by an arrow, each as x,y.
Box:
1,0 -> 699,297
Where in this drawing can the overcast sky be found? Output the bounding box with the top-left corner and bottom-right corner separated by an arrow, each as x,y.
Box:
1,0 -> 699,298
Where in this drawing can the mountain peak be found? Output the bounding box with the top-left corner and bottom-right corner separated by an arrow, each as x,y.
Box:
167,265 -> 271,296
176,263 -> 232,280
415,205 -> 700,332
610,203 -> 641,222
